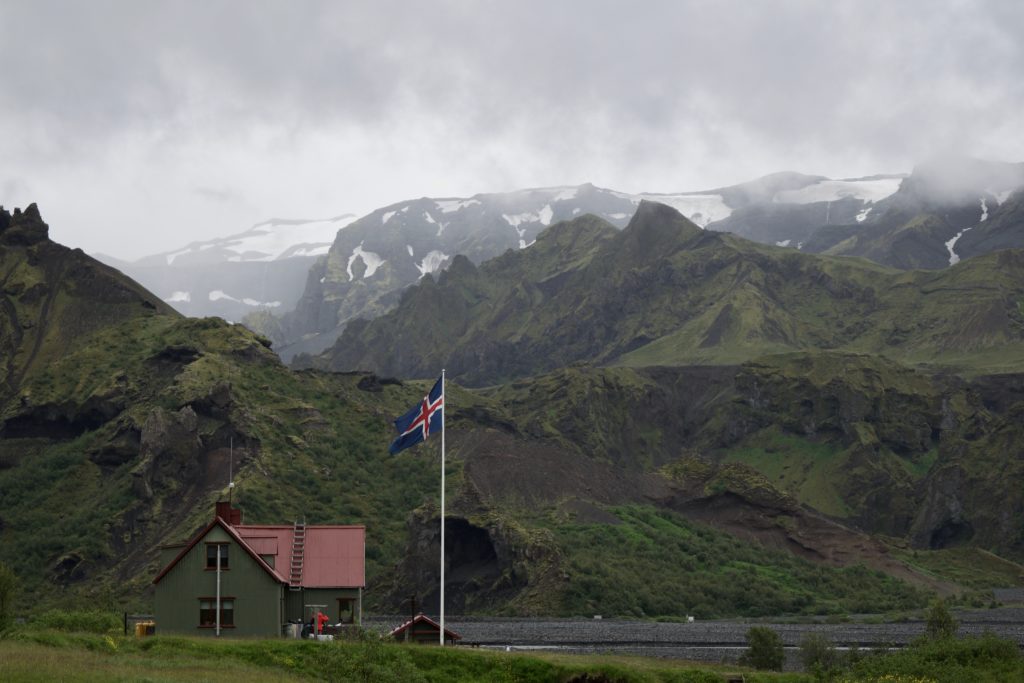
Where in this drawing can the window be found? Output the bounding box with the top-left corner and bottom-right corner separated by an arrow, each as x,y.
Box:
199,598 -> 234,627
338,598 -> 355,624
206,543 -> 229,569
199,599 -> 215,626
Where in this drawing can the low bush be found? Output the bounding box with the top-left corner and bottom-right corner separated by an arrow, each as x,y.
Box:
0,561 -> 16,631
800,632 -> 842,679
922,599 -> 956,641
848,633 -> 1023,683
29,609 -> 121,635
739,626 -> 785,671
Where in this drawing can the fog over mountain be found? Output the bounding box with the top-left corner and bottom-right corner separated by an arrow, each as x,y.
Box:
2,1 -> 1022,258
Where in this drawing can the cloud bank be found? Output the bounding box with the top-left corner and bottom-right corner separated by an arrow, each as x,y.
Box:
1,0 -> 1022,257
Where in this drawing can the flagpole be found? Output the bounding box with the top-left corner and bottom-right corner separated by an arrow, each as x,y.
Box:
440,368 -> 446,646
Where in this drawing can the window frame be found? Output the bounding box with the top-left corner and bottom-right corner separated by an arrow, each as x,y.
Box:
198,597 -> 235,628
205,542 -> 230,570
337,597 -> 355,624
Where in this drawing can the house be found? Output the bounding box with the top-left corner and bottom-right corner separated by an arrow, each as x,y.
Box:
389,613 -> 462,645
154,501 -> 365,637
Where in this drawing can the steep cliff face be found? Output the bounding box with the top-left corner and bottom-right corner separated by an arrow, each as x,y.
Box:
0,207 -> 363,605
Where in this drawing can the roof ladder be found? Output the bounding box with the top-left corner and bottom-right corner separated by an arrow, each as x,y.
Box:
289,519 -> 306,590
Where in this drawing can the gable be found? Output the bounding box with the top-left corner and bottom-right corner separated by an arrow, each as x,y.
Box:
153,518 -> 285,585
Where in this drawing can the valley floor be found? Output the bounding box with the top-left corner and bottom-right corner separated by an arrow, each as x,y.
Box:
365,608 -> 1024,671
3,610 -> 1024,682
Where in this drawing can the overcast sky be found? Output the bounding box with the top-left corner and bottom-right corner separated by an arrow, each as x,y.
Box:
1,0 -> 1022,259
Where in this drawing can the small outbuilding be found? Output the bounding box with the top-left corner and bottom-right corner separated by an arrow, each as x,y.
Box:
390,613 -> 462,645
154,501 -> 365,637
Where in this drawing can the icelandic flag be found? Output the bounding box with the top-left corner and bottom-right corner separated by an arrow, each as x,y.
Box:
389,375 -> 444,455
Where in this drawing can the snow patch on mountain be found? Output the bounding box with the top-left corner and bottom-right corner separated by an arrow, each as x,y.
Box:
382,211 -> 397,224
776,240 -> 791,247
773,178 -> 901,205
945,227 -> 974,266
416,250 -> 449,277
980,197 -> 989,222
856,207 -> 873,222
423,212 -> 436,224
503,204 -> 554,228
436,198 -> 481,213
347,242 -> 385,280
165,248 -> 190,265
208,290 -> 282,307
549,187 -> 578,202
407,245 -> 414,256
287,245 -> 332,258
539,204 -> 553,225
164,291 -> 191,303
161,215 -> 356,265
992,188 -> 1014,205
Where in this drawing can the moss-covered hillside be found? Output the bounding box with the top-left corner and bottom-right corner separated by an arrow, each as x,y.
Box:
2,205 -> 1023,621
318,201 -> 1024,384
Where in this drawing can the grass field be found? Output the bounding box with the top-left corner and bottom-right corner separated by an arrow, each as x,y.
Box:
2,620 -> 1022,682
894,547 -> 1024,592
722,428 -> 851,518
0,630 -> 808,683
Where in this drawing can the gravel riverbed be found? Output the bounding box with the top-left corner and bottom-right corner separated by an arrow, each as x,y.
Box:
364,608 -> 1024,671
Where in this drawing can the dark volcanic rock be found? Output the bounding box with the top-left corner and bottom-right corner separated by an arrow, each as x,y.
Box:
0,204 -> 49,246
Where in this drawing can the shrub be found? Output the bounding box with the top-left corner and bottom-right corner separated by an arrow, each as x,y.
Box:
849,633 -> 1023,682
0,561 -> 17,631
923,599 -> 957,641
800,632 -> 842,679
739,625 -> 785,671
29,609 -> 121,634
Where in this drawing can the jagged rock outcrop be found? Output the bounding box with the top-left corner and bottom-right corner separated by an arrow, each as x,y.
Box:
0,204 -> 49,246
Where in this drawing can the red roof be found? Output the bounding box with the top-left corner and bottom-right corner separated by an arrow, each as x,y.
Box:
389,613 -> 462,640
235,525 -> 365,588
154,515 -> 365,589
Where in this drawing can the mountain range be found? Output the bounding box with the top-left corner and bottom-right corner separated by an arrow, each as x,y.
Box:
263,172 -> 912,359
312,200 -> 1024,383
100,157 -> 1023,367
100,170 -> 912,359
4,200 -> 1024,620
272,157 -> 1024,361
94,214 -> 357,323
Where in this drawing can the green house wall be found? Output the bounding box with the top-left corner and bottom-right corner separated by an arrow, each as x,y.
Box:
154,526 -> 283,637
283,587 -> 362,624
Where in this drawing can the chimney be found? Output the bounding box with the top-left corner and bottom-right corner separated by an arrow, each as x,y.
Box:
215,501 -> 243,525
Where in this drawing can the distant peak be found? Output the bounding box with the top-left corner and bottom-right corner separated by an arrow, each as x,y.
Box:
619,201 -> 702,254
440,254 -> 477,282
629,199 -> 701,231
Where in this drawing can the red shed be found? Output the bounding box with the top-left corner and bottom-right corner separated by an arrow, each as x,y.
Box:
390,613 -> 462,645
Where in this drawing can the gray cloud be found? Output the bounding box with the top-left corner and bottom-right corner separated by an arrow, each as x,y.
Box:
1,0 -> 1022,257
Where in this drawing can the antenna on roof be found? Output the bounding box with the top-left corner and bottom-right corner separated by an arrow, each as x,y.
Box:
228,437 -> 235,503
